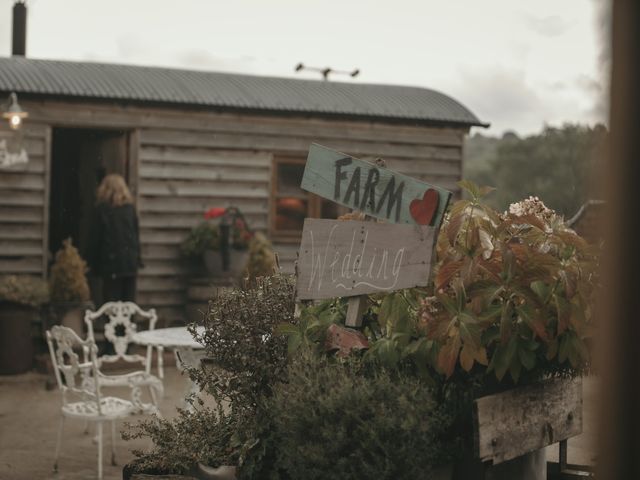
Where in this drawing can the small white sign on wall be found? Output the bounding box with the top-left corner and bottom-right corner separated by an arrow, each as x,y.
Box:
0,139 -> 28,168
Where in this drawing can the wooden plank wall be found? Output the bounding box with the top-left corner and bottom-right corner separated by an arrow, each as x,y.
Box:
14,100 -> 466,323
0,124 -> 50,277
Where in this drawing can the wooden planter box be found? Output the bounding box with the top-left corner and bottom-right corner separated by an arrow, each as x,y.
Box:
469,376 -> 588,480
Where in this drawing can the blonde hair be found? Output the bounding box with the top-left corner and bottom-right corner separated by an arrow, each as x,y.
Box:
96,174 -> 133,207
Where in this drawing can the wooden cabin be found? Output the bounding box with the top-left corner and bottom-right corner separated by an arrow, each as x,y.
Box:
0,56 -> 486,323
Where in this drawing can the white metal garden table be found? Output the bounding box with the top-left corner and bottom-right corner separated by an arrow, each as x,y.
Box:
131,326 -> 206,409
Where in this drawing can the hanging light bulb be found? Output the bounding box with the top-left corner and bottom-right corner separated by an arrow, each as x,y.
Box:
2,93 -> 28,130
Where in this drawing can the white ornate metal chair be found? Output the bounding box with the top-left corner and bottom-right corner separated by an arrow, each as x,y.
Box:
46,325 -> 161,479
84,301 -> 165,405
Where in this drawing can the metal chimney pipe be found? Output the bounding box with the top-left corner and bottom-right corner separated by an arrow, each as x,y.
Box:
12,1 -> 27,57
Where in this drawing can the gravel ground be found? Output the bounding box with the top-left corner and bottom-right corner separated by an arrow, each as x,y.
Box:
0,367 -> 598,480
0,364 -> 193,480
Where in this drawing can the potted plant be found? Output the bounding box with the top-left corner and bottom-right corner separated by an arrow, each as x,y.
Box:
49,238 -> 92,336
123,274 -> 297,479
181,207 -> 253,281
0,274 -> 49,374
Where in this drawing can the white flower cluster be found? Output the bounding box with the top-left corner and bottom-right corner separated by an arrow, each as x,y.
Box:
507,196 -> 556,222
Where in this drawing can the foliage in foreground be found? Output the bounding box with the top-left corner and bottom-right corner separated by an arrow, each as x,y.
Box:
126,182 -> 600,477
190,274 -> 296,411
240,353 -> 462,480
123,404 -> 239,475
125,274 -> 297,473
286,182 -> 599,385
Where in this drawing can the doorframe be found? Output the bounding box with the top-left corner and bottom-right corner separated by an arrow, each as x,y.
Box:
42,126 -> 52,278
46,126 -> 136,275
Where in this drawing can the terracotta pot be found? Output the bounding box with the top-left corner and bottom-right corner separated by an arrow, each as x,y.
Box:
0,302 -> 37,374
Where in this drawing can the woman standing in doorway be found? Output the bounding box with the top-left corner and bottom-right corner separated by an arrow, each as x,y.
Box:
86,174 -> 142,302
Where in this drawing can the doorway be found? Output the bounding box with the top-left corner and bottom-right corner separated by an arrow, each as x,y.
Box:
49,127 -> 131,270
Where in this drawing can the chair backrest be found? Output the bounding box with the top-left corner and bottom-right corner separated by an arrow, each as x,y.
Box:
46,325 -> 102,412
84,301 -> 158,373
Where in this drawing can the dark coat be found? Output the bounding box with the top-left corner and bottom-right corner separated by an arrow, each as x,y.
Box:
86,203 -> 142,278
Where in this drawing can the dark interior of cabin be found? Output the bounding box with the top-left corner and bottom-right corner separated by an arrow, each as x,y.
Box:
49,127 -> 129,263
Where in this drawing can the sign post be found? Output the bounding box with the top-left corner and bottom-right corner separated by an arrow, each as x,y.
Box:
296,144 -> 452,328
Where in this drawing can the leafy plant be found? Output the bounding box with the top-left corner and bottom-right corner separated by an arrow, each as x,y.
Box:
123,403 -> 241,475
49,238 -> 90,304
287,182 -> 598,386
189,274 -> 297,411
180,206 -> 254,259
125,274 -> 297,475
0,274 -> 49,308
252,353 -> 462,480
420,181 -> 599,383
180,222 -> 220,259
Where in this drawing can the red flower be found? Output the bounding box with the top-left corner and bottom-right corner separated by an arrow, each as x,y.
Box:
204,207 -> 226,220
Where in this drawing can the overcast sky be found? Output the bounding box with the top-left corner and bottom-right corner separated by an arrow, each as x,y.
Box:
0,0 -> 608,136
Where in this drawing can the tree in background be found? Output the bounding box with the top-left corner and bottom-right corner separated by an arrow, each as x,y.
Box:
465,124 -> 607,217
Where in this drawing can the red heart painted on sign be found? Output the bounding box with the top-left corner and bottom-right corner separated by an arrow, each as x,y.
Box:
409,189 -> 439,225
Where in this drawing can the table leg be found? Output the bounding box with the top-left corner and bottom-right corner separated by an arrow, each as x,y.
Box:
174,347 -> 205,412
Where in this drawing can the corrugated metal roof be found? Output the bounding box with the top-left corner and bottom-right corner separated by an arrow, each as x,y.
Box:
0,56 -> 487,127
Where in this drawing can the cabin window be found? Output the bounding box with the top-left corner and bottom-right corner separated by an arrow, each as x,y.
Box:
271,158 -> 341,240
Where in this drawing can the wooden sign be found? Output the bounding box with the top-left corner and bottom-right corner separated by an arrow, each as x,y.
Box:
296,218 -> 435,300
0,139 -> 28,168
301,143 -> 451,227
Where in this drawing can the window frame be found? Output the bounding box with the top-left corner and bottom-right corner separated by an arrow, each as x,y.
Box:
270,157 -> 343,242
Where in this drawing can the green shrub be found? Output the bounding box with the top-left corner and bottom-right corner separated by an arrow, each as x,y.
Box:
123,404 -> 240,475
180,222 -> 220,259
246,353 -> 461,480
49,238 -> 90,304
180,207 -> 254,259
125,274 -> 297,475
190,274 -> 296,412
0,274 -> 49,308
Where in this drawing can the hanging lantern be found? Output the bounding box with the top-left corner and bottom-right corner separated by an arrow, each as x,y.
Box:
2,92 -> 28,130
